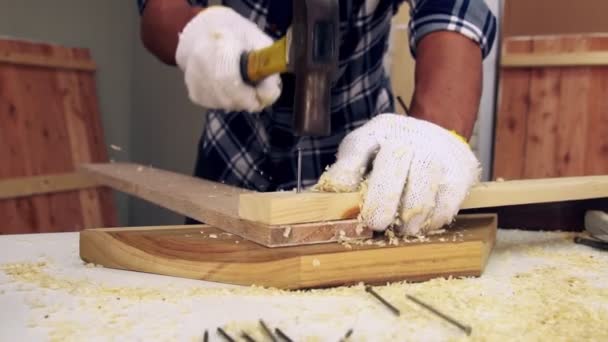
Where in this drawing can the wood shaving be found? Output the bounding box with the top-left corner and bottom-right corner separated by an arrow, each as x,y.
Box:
283,227 -> 292,238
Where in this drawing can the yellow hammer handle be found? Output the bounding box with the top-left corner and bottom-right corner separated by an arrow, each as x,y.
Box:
240,35 -> 288,85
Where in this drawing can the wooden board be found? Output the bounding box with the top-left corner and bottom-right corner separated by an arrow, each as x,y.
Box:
493,34 -> 608,180
239,175 -> 608,225
0,38 -> 116,234
79,163 -> 372,248
0,173 -> 99,200
502,51 -> 608,67
79,214 -> 497,290
493,37 -> 532,179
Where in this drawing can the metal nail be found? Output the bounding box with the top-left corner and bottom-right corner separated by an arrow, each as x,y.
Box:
275,328 -> 294,342
406,294 -> 472,335
259,320 -> 277,342
296,147 -> 302,193
339,328 -> 353,341
396,95 -> 410,115
217,327 -> 236,342
241,331 -> 257,342
365,285 -> 400,316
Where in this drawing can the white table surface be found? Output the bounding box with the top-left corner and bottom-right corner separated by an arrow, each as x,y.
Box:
0,229 -> 607,341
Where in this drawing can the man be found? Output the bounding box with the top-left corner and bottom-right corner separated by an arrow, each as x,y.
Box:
137,0 -> 497,236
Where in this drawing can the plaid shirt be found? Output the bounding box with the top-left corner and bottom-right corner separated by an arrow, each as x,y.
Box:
137,0 -> 497,193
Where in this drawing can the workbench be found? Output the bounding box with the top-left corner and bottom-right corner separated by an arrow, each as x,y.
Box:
1,228 -> 606,341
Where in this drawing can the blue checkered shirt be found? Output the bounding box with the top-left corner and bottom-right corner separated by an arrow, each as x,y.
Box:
137,0 -> 497,193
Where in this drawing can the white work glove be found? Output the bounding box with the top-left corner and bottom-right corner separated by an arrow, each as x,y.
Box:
314,113 -> 481,236
175,6 -> 282,112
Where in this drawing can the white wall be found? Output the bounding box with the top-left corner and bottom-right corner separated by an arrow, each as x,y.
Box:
0,0 -> 138,225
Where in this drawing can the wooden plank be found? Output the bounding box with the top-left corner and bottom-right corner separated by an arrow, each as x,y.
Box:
556,36 -> 592,176
79,163 -> 372,247
523,37 -> 562,178
0,173 -> 99,200
586,37 -> 608,176
58,47 -> 105,228
238,191 -> 361,225
79,214 -> 497,290
0,50 -> 96,71
501,51 -> 608,67
239,175 -> 608,225
72,48 -> 117,226
493,37 -> 533,180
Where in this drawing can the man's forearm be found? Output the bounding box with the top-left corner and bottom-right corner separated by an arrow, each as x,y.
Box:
409,31 -> 483,140
140,0 -> 204,65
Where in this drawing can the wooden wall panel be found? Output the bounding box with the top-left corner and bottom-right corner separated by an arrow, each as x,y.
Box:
503,0 -> 608,37
493,34 -> 608,180
523,37 -> 562,179
585,37 -> 608,176
0,39 -> 117,234
492,38 -> 532,179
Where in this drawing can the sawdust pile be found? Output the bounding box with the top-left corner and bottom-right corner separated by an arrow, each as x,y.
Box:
1,232 -> 607,341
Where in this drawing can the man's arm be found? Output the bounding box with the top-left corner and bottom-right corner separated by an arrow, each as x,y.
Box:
406,0 -> 497,140
139,0 -> 205,65
410,31 -> 482,139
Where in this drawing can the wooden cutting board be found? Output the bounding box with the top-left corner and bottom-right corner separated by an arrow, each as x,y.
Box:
79,214 -> 497,289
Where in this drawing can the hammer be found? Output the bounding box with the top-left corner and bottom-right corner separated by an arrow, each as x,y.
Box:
239,0 -> 340,136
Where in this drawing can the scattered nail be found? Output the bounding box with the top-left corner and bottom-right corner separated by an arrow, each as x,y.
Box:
365,285 -> 400,316
275,328 -> 294,342
241,331 -> 257,342
406,294 -> 472,335
340,328 -> 353,341
217,327 -> 236,342
259,320 -> 277,342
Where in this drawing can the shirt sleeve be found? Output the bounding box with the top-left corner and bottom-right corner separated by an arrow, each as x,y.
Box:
407,0 -> 497,59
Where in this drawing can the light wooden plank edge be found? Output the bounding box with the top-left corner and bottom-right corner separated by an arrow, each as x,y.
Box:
238,175 -> 608,225
79,214 -> 497,289
0,172 -> 101,200
0,51 -> 96,72
501,51 -> 608,68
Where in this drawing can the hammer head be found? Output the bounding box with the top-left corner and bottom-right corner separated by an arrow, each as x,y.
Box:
290,0 -> 340,136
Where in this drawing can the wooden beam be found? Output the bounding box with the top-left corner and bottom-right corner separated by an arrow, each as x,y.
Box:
0,172 -> 100,200
239,175 -> 608,225
501,51 -> 608,67
79,163 -> 371,248
0,50 -> 97,71
79,214 -> 497,289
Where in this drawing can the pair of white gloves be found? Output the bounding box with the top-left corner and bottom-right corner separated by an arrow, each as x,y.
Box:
175,6 -> 481,236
